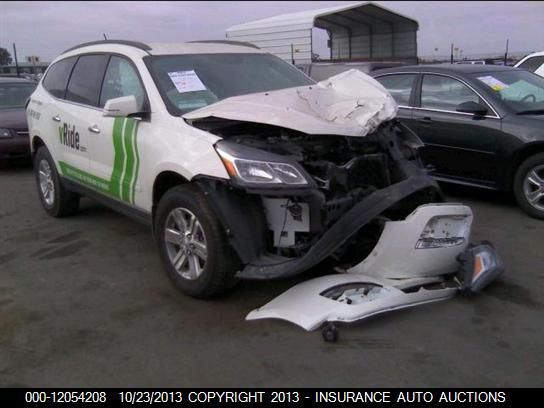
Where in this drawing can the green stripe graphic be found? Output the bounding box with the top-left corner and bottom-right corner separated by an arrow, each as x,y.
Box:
131,125 -> 140,205
121,118 -> 136,202
59,117 -> 140,205
109,118 -> 126,199
59,161 -> 110,193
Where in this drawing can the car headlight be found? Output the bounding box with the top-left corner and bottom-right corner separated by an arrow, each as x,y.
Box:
0,128 -> 13,138
216,148 -> 308,186
415,215 -> 470,249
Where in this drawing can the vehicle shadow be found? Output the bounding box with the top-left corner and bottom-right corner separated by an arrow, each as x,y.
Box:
0,157 -> 33,172
439,182 -> 517,209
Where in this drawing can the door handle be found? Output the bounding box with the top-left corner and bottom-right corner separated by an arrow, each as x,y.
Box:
88,125 -> 100,134
52,115 -> 61,122
417,117 -> 433,124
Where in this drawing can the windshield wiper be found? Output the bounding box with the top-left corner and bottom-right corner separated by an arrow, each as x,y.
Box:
516,109 -> 544,115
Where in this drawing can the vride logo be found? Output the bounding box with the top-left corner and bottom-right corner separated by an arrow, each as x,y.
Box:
59,123 -> 80,150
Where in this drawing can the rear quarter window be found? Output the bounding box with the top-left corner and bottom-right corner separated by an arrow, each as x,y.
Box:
42,57 -> 78,99
517,56 -> 544,73
375,74 -> 417,106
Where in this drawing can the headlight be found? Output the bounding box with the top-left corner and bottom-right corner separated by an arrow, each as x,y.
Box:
0,128 -> 13,138
415,215 -> 470,249
215,147 -> 309,186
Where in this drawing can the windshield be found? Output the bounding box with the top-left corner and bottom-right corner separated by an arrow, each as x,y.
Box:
471,70 -> 544,113
146,53 -> 314,115
0,83 -> 36,109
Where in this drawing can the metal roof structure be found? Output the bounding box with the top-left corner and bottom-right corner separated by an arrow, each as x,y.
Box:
226,1 -> 419,64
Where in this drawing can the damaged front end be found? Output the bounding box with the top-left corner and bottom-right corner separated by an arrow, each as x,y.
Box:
193,117 -> 442,280
185,70 -> 502,333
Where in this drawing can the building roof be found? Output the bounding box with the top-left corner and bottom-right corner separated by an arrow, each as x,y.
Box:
226,1 -> 418,33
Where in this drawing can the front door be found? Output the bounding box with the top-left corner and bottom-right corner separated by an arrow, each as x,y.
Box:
89,55 -> 147,207
410,74 -> 503,187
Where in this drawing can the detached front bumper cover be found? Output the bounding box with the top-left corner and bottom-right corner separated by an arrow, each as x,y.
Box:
246,202 -> 503,332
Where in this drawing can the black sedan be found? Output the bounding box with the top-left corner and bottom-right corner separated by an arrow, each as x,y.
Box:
0,77 -> 36,164
372,65 -> 544,219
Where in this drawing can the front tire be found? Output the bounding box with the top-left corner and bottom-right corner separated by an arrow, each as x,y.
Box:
513,153 -> 544,219
155,184 -> 240,298
34,146 -> 79,217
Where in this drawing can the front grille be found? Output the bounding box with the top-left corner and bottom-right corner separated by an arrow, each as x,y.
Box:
15,129 -> 29,137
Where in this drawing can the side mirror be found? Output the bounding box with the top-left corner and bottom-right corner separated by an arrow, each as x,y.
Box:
103,95 -> 140,118
456,101 -> 488,116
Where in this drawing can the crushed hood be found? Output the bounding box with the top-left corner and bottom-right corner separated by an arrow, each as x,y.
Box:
183,69 -> 398,137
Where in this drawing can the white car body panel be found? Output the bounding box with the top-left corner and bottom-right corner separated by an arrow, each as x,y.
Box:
247,204 -> 472,331
349,203 -> 473,279
246,274 -> 458,331
184,69 -> 397,137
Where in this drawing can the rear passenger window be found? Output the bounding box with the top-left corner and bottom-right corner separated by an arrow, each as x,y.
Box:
42,57 -> 77,99
375,74 -> 416,106
65,55 -> 109,107
99,56 -> 145,110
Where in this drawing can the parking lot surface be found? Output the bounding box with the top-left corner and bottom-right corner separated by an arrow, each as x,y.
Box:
1,161 -> 543,387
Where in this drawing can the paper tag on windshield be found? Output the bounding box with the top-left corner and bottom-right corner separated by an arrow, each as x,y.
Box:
168,70 -> 207,93
477,76 -> 509,91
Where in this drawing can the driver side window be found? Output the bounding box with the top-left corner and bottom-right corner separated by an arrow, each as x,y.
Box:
100,56 -> 145,110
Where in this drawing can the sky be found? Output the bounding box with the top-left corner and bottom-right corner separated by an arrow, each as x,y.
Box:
1,1 -> 543,63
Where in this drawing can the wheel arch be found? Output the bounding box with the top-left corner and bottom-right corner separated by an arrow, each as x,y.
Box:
31,135 -> 46,158
508,142 -> 544,189
152,171 -> 190,225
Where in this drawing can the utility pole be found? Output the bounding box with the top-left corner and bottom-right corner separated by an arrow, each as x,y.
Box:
504,39 -> 509,65
450,43 -> 454,64
12,43 -> 20,77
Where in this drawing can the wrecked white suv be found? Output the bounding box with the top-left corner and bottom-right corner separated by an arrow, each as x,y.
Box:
27,40 -> 502,333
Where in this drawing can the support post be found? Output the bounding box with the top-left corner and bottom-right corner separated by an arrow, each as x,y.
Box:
13,43 -> 20,78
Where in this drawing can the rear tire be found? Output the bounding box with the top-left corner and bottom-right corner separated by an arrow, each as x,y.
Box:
34,146 -> 79,217
155,184 -> 240,298
513,153 -> 544,219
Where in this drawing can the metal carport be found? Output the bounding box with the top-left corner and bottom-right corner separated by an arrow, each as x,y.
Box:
226,1 -> 419,64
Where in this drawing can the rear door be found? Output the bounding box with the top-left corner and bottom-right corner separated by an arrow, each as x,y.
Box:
58,54 -> 109,178
410,73 -> 503,186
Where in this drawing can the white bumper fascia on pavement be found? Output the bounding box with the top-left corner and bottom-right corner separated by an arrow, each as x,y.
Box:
247,204 -> 474,331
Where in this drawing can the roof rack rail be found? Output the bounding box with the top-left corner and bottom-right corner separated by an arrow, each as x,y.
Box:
63,40 -> 152,54
188,40 -> 260,50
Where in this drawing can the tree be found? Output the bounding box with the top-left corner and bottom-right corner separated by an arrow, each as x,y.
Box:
0,47 -> 13,65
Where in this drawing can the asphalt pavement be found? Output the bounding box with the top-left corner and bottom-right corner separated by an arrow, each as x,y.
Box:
1,160 -> 543,387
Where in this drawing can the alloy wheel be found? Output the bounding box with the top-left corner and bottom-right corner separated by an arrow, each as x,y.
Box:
523,165 -> 544,212
164,207 -> 208,280
38,159 -> 55,206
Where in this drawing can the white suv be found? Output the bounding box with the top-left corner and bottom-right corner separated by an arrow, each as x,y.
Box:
515,51 -> 544,78
27,40 -> 494,302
